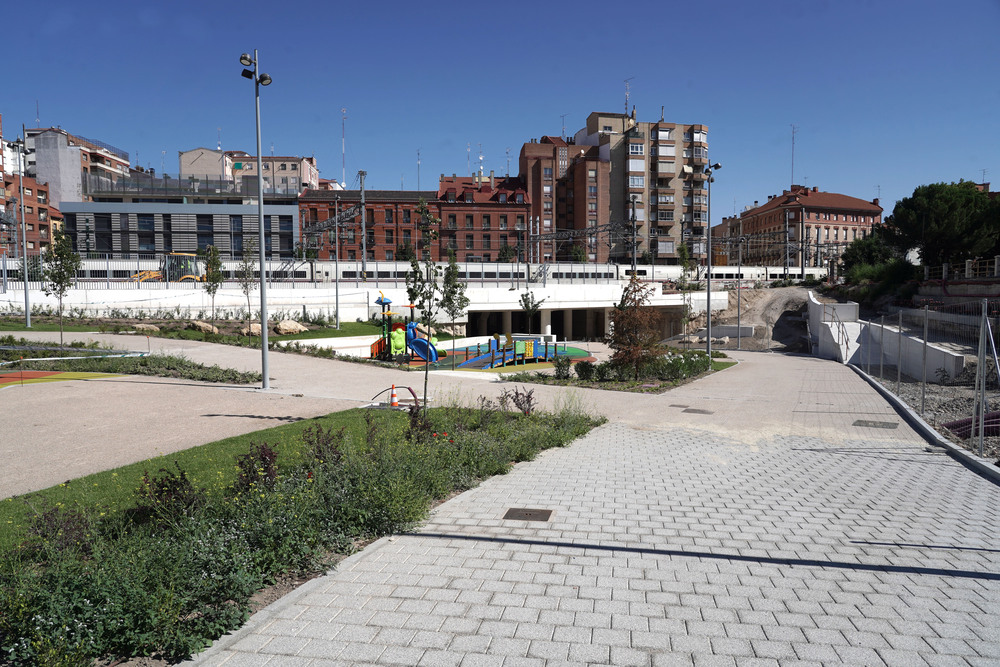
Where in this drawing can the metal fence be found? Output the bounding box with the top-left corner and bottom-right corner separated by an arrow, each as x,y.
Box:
863,300 -> 1000,457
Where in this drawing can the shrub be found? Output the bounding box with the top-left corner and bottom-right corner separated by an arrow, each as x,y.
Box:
553,355 -> 572,380
574,359 -> 595,381
234,443 -> 279,493
594,361 -> 614,382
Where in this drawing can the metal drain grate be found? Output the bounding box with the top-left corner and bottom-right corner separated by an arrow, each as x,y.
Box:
683,408 -> 714,415
503,508 -> 552,522
853,419 -> 898,429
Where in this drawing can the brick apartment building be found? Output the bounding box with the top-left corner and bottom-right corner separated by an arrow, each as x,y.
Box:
2,172 -> 63,254
718,185 -> 883,269
24,127 -> 131,207
298,173 -> 529,263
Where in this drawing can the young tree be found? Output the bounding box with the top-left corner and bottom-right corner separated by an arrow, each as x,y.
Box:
403,199 -> 441,416
570,244 -> 588,263
42,228 -> 82,346
496,244 -> 516,263
519,290 -> 545,335
606,276 -> 664,381
440,253 -> 470,369
677,243 -> 695,287
202,244 -> 224,328
236,236 -> 259,340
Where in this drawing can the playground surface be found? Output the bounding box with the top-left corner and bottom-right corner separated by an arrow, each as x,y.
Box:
0,370 -> 120,388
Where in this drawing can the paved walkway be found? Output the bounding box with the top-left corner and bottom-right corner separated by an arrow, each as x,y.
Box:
4,333 -> 1000,665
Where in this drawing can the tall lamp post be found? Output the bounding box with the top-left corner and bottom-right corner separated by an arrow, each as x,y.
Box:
14,138 -> 30,328
240,50 -> 272,389
629,194 -> 638,276
704,162 -> 721,357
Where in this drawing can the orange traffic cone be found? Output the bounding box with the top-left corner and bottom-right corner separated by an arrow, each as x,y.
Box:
390,385 -> 399,407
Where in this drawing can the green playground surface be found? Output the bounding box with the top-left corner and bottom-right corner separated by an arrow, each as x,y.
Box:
0,370 -> 122,388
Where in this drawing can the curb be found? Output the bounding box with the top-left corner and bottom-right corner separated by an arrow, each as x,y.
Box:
849,363 -> 1000,486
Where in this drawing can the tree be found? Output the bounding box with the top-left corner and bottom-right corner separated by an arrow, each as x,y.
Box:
404,199 -> 441,416
884,181 -> 999,266
496,244 -> 516,263
519,290 -> 545,335
236,236 -> 259,339
42,228 -> 82,346
606,276 -> 664,381
396,243 -> 416,262
839,225 -> 898,275
677,243 -> 695,287
202,245 -> 224,328
570,244 -> 588,263
440,253 -> 470,369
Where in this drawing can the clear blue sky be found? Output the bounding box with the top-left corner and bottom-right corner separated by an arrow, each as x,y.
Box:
4,0 -> 998,224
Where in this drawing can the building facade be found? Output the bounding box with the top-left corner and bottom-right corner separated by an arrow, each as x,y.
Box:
719,185 -> 883,269
24,127 -> 131,207
2,172 -> 63,254
179,149 -> 319,194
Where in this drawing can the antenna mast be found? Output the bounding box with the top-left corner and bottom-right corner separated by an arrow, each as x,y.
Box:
478,143 -> 483,180
417,148 -> 421,190
467,142 -> 471,176
505,147 -> 510,176
341,108 -> 347,186
790,124 -> 798,186
624,77 -> 634,115
560,114 -> 568,141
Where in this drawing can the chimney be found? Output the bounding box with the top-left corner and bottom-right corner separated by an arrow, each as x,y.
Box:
873,198 -> 879,206
754,201 -> 758,207
812,186 -> 818,192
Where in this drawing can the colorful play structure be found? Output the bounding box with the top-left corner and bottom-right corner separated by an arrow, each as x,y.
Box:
370,293 -> 439,363
457,333 -> 561,370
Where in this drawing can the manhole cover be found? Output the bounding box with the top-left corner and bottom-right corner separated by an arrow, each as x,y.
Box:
683,408 -> 714,415
503,508 -> 552,522
670,404 -> 689,408
853,419 -> 898,429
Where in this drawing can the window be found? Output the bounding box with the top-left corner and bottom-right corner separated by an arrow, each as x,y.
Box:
366,209 -> 374,224
279,163 -> 287,170
196,214 -> 213,233
499,215 -> 507,230
588,168 -> 597,180
291,163 -> 298,171
628,176 -> 645,188
24,188 -> 32,197
447,192 -> 456,203
515,193 -> 524,204
385,209 -> 393,225
403,209 -> 411,224
588,186 -> 598,197
385,250 -> 393,260
658,194 -> 674,204
629,143 -> 644,155
543,167 -> 553,179
659,145 -> 676,157
37,191 -> 47,204
386,229 -> 394,245
543,201 -> 552,211
447,214 -> 457,229
482,215 -> 491,230
483,235 -> 492,250
657,210 -> 674,222
516,215 -> 525,229
543,218 -> 552,228
588,202 -> 597,212
543,185 -> 552,194
345,229 -> 356,243
658,128 -> 673,140
466,214 -> 474,228
25,206 -> 33,214
498,193 -> 507,203
465,192 -> 474,203
692,130 -> 708,143
230,215 -> 242,233
38,209 -> 48,222
693,194 -> 707,205
138,214 -> 155,232
465,234 -> 474,249
602,125 -> 612,132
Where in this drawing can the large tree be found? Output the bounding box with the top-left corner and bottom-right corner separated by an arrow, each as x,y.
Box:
839,225 -> 899,274
884,181 -> 999,266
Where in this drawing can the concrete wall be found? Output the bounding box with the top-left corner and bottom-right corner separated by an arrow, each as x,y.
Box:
852,320 -> 965,383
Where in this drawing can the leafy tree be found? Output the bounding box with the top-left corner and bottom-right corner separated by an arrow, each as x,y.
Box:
496,244 -> 516,263
42,228 -> 82,346
440,253 -> 470,369
677,243 -> 695,287
570,244 -> 588,263
404,199 -> 441,416
236,236 -> 259,338
396,243 -> 416,262
519,290 -> 545,335
606,276 -> 664,381
201,245 -> 224,327
839,225 -> 898,276
884,181 -> 999,266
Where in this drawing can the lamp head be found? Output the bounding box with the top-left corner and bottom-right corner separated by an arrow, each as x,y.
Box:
710,162 -> 722,171
241,68 -> 254,80
258,73 -> 272,86
239,53 -> 253,66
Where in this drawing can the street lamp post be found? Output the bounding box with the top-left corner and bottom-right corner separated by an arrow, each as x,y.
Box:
240,50 -> 272,390
704,162 -> 721,357
737,234 -> 747,350
15,139 -> 30,328
630,195 -> 638,277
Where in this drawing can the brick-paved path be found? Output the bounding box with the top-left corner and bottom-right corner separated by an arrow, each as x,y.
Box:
184,352 -> 1000,666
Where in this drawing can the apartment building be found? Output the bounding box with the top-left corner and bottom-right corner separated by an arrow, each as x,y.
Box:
720,185 -> 882,268
23,127 -> 131,207
179,149 -> 319,194
298,173 -> 530,263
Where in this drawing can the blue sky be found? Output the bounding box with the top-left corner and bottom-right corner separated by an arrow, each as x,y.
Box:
4,0 -> 998,224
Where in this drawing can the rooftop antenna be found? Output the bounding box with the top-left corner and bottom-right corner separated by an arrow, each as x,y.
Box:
467,142 -> 471,176
624,77 -> 634,116
790,124 -> 798,186
982,168 -> 988,184
505,147 -> 510,176
35,101 -> 39,126
341,107 -> 347,186
217,127 -> 222,151
478,143 -> 483,180
270,142 -> 274,157
560,113 -> 568,141
417,148 -> 421,190
161,150 -> 166,174
660,105 -> 664,122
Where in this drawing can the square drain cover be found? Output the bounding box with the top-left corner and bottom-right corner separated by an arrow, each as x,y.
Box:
853,419 -> 898,429
683,408 -> 714,415
503,508 -> 552,522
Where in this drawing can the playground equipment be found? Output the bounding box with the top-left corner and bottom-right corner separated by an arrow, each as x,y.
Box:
131,253 -> 205,282
369,292 -> 439,363
458,333 -> 562,369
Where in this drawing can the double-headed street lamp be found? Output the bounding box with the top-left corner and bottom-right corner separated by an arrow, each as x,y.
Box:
704,162 -> 721,358
240,50 -> 272,389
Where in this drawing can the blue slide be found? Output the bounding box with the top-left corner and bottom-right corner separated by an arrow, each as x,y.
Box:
407,337 -> 438,362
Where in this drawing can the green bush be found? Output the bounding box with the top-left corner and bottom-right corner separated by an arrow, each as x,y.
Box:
574,360 -> 595,381
552,355 -> 572,380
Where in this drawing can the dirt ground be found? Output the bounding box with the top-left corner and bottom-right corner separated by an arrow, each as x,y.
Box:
681,286 -> 814,353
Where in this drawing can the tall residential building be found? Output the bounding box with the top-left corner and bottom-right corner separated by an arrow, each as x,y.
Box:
719,185 -> 882,269
179,149 -> 319,194
518,111 -> 710,266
